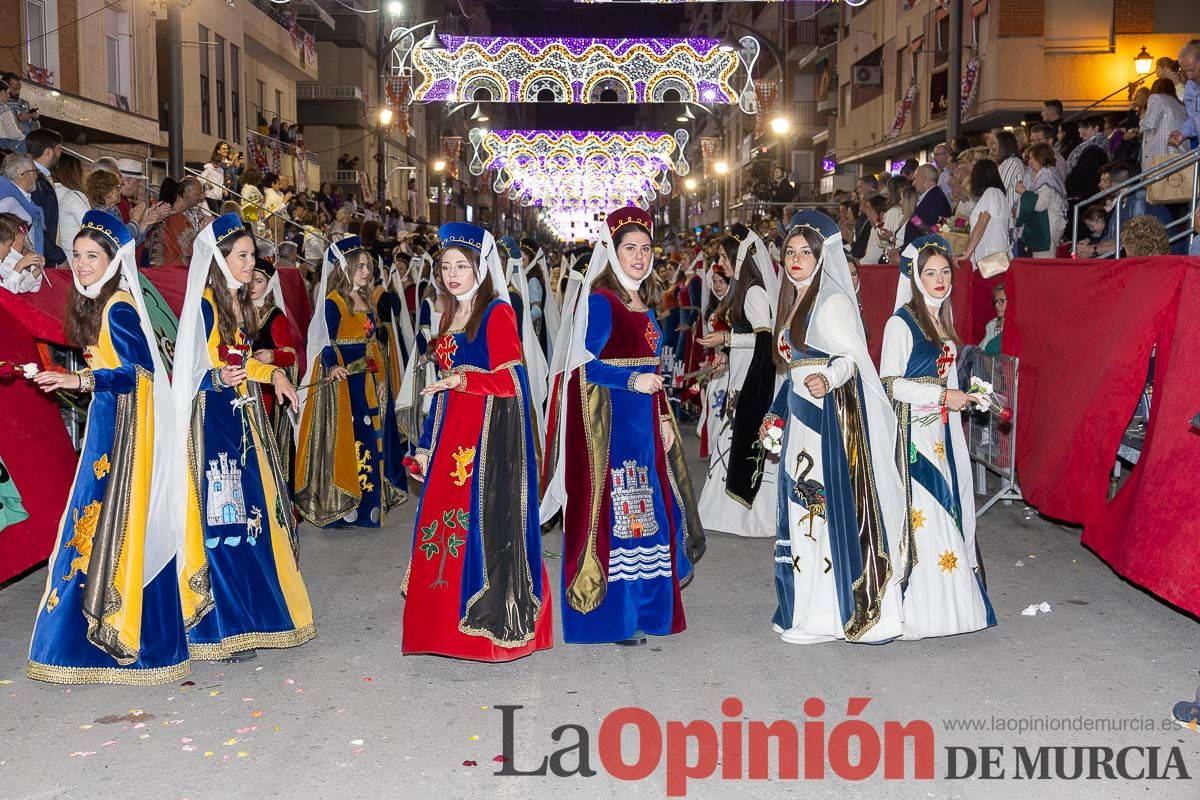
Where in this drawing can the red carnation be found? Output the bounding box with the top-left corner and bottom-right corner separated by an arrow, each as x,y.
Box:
0,362 -> 13,380
772,417 -> 785,428
366,357 -> 378,373
997,407 -> 1014,424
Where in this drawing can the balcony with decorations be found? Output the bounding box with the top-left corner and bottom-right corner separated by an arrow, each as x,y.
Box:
244,0 -> 321,82
243,129 -> 321,192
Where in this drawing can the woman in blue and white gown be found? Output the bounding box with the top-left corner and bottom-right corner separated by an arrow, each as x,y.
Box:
766,211 -> 906,645
880,235 -> 994,640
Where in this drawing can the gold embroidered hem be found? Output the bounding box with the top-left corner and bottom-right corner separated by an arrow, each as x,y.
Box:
27,658 -> 191,686
187,624 -> 316,661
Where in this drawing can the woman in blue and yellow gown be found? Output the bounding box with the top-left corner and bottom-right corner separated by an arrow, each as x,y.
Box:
765,211 -> 906,645
542,207 -> 705,646
397,252 -> 440,447
27,209 -> 191,683
173,212 -> 315,661
401,222 -> 552,661
881,235 -> 995,640
294,237 -> 407,528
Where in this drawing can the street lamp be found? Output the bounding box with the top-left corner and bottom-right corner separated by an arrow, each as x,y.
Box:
387,0 -> 403,14
769,115 -> 790,135
684,178 -> 698,191
433,159 -> 447,172
714,160 -> 729,175
1134,46 -> 1153,75
378,107 -> 394,126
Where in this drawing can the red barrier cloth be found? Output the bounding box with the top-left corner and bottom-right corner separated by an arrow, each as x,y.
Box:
0,305 -> 76,583
857,260 -> 1002,364
1005,256 -> 1200,616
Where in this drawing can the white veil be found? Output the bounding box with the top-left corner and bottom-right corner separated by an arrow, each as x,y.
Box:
734,228 -> 781,309
526,247 -> 560,360
505,252 -> 549,433
540,226 -> 625,520
170,218 -> 245,578
85,221 -> 180,586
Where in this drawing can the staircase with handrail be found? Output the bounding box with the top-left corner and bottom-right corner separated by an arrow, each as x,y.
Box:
1071,146 -> 1200,257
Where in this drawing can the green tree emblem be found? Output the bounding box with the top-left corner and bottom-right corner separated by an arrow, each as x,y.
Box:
420,508 -> 468,589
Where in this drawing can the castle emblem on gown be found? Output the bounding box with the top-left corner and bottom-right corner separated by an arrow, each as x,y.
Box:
206,452 -> 247,527
610,460 -> 658,539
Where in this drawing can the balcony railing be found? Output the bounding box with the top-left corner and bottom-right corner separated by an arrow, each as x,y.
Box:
297,85 -> 364,101
246,129 -> 319,165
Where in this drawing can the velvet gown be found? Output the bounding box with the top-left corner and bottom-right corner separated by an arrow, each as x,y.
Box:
372,282 -> 412,505
251,303 -> 298,485
179,289 -> 315,659
294,291 -> 407,529
555,288 -> 705,644
29,291 -> 191,684
770,316 -> 903,644
402,300 -> 553,661
881,305 -> 996,640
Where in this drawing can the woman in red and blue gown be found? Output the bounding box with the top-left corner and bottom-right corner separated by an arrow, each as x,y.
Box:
543,207 -> 705,646
401,222 -> 553,661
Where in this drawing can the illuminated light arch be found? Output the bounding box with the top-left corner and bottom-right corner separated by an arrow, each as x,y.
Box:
583,70 -> 636,104
411,37 -> 752,106
458,69 -> 508,103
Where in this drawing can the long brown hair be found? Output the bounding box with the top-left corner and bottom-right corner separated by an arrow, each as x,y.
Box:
591,224 -> 657,307
434,246 -> 495,340
208,231 -> 258,344
771,227 -> 825,366
714,235 -> 764,329
65,229 -> 121,347
907,247 -> 961,345
328,250 -> 372,311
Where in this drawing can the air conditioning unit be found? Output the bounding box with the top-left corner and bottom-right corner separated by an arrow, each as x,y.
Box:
853,65 -> 883,86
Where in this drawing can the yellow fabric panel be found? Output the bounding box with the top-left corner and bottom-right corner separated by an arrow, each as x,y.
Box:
251,418 -> 313,629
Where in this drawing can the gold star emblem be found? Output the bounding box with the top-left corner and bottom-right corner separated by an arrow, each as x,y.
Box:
933,441 -> 946,460
938,550 -> 959,573
911,508 -> 926,531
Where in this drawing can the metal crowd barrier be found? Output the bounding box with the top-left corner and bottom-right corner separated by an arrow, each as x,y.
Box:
967,352 -> 1022,516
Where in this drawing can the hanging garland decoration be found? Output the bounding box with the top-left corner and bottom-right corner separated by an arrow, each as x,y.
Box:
754,79 -> 779,137
442,136 -> 463,180
293,147 -> 309,194
27,64 -> 54,87
411,37 -> 749,108
960,56 -> 980,115
888,83 -> 919,140
386,76 -> 412,135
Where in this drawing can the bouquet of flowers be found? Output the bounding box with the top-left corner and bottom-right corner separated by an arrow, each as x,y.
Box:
0,361 -> 40,381
966,375 -> 1013,423
760,415 -> 785,455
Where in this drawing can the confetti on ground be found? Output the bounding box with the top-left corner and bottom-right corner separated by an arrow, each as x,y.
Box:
78,724 -> 93,730
209,691 -> 221,697
237,751 -> 249,758
138,734 -> 150,740
180,681 -> 196,687
349,739 -> 364,746
133,723 -> 145,729
181,746 -> 196,752
204,752 -> 214,758
1014,560 -> 1024,567
242,697 -> 254,703
251,710 -> 264,718
480,706 -> 488,711
1028,554 -> 1037,559
362,677 -> 373,683
295,689 -> 305,694
96,711 -> 154,725
235,726 -> 262,735
284,679 -> 294,685
102,740 -> 117,747
351,748 -> 363,757
223,739 -> 238,746
462,760 -> 477,767
181,738 -> 193,743
493,755 -> 508,763
0,680 -> 13,685
69,751 -> 97,758
272,726 -> 281,733
468,735 -> 479,741
255,667 -> 263,672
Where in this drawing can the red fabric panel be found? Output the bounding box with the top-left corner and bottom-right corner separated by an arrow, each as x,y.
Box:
0,305 -> 76,583
1079,259 -> 1200,616
1003,257 -> 1181,524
